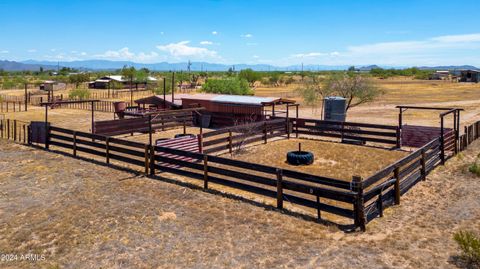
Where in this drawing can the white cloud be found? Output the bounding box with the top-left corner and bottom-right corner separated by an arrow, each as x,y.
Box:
27,49 -> 37,53
80,52 -> 87,56
246,42 -> 257,46
241,33 -> 253,38
431,33 -> 480,43
291,52 -> 326,58
50,48 -> 57,52
95,47 -> 158,62
200,41 -> 213,45
253,55 -> 259,59
0,50 -> 8,54
160,31 -> 164,35
156,41 -> 219,59
212,31 -> 218,35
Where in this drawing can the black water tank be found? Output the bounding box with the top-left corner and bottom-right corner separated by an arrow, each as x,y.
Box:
323,97 -> 346,122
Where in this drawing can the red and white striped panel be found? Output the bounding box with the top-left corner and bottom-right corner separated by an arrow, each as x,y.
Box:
156,136 -> 200,168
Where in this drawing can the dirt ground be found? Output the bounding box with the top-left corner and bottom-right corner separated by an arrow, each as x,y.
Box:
1,138 -> 479,268
256,79 -> 480,127
221,138 -> 407,180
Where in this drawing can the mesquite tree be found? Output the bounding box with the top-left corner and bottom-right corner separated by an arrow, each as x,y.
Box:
325,73 -> 383,112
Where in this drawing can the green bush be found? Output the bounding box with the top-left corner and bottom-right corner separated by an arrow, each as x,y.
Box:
202,78 -> 252,95
454,230 -> 480,265
468,162 -> 480,176
68,88 -> 91,99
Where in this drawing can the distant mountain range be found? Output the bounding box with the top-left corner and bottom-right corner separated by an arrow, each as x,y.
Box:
0,59 -> 478,72
0,60 -> 59,71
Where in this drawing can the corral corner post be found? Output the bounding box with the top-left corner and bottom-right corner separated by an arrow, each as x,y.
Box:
24,83 -> 28,111
352,175 -> 366,231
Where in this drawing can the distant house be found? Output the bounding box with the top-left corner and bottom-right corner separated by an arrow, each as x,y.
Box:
88,75 -> 158,89
459,70 -> 480,83
429,70 -> 450,80
39,80 -> 66,91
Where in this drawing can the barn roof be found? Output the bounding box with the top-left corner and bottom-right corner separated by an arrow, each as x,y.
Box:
135,93 -> 295,108
180,93 -> 294,106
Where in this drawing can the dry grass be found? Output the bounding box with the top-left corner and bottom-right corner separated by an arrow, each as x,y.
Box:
221,138 -> 407,180
1,138 -> 480,268
255,79 -> 480,127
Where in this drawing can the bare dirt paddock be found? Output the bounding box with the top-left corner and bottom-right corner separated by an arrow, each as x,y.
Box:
1,140 -> 480,268
221,138 -> 407,180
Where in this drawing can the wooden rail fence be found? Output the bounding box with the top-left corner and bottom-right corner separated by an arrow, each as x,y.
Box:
0,118 -> 30,143
2,118 -> 480,230
291,118 -> 401,147
200,118 -> 289,154
94,109 -> 194,136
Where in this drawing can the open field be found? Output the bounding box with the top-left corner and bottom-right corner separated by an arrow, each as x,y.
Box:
256,79 -> 480,127
3,78 -> 480,128
220,138 -> 407,180
1,139 -> 479,268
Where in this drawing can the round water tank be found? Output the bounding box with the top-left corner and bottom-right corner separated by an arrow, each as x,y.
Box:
323,96 -> 346,122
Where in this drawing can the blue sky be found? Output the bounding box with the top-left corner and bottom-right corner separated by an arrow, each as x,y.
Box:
1,0 -> 479,66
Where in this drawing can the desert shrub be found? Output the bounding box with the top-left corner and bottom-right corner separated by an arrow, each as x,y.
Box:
68,88 -> 91,99
454,230 -> 480,265
468,160 -> 480,176
238,68 -> 261,86
202,78 -> 252,95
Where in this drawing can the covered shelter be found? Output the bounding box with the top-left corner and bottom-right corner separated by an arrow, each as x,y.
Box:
459,70 -> 480,83
134,93 -> 297,127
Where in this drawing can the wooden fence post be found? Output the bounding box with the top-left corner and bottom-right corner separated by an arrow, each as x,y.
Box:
394,167 -> 400,205
264,122 -> 267,144
143,144 -> 149,175
228,130 -> 232,154
352,175 -> 366,231
440,116 -> 445,164
316,195 -> 321,221
276,168 -> 283,209
149,145 -> 155,176
396,127 -> 401,148
106,137 -> 111,165
198,127 -> 203,153
13,120 -> 17,141
73,131 -> 77,157
23,124 -> 26,143
421,149 -> 427,180
0,119 -> 3,138
203,155 -> 208,189
7,119 -> 10,140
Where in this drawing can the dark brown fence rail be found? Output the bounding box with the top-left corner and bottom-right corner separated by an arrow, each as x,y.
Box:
48,126 -> 149,170
0,118 -> 30,143
0,101 -> 26,112
24,122 -> 359,226
360,138 -> 441,226
88,89 -> 152,100
56,100 -> 130,113
459,121 -> 480,151
3,117 -> 480,231
94,109 -> 194,136
200,118 -> 289,154
291,118 -> 400,147
154,145 -> 356,220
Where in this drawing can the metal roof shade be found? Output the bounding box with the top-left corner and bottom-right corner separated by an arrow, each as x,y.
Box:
135,93 -> 295,107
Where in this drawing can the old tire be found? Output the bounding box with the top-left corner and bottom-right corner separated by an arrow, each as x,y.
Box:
287,151 -> 314,165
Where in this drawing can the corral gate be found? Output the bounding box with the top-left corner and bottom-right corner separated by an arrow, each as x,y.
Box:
401,125 -> 454,149
397,106 -> 462,163
155,135 -> 200,168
